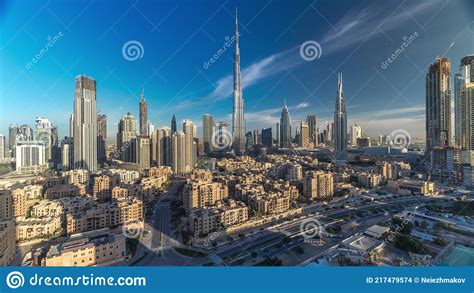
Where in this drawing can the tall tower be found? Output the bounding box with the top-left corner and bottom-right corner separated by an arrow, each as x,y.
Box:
73,75 -> 98,171
183,119 -> 194,172
117,112 -> 137,162
232,8 -> 246,154
456,55 -> 474,148
97,114 -> 107,164
171,114 -> 177,134
139,89 -> 148,136
279,103 -> 292,148
334,73 -> 347,160
426,57 -> 451,153
203,114 -> 214,154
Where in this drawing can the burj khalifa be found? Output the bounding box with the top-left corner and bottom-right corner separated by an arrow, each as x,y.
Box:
232,8 -> 246,154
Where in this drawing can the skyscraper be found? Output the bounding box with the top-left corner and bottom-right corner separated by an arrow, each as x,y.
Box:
426,57 -> 451,153
306,115 -> 317,145
299,121 -> 309,148
334,73 -> 347,160
139,89 -> 148,136
454,73 -> 463,146
171,131 -> 186,173
245,131 -> 254,151
232,9 -> 246,154
171,114 -> 177,134
117,112 -> 137,162
276,122 -> 280,146
280,104 -> 292,148
261,127 -> 273,149
152,127 -> 172,166
15,140 -> 46,173
350,124 -> 362,147
35,117 -> 56,162
134,136 -> 150,170
460,83 -> 474,150
8,125 -> 18,151
60,137 -> 74,171
253,129 -> 259,145
69,114 -> 74,138
203,114 -> 214,155
456,55 -> 474,148
183,119 -> 194,172
97,114 -> 107,164
73,75 -> 98,171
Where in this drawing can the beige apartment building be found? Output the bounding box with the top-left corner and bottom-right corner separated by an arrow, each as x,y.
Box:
188,200 -> 248,237
43,229 -> 126,266
183,181 -> 228,214
44,184 -> 86,200
302,171 -> 334,201
249,193 -> 291,215
16,216 -> 62,241
92,175 -> 112,201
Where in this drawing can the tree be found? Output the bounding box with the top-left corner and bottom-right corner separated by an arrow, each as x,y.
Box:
394,234 -> 424,253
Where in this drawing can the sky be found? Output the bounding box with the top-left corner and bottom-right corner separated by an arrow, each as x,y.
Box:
0,0 -> 473,143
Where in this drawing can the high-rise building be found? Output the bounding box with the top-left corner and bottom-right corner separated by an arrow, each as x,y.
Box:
73,75 -> 98,172
326,123 -> 333,143
306,115 -> 318,145
117,112 -> 137,162
18,125 -> 33,141
171,131 -> 186,173
134,136 -> 150,170
280,104 -> 292,148
69,114 -> 74,138
171,114 -> 177,134
203,114 -> 214,154
350,124 -> 362,147
60,137 -> 74,171
0,134 -> 4,160
35,117 -> 57,163
148,122 -> 155,138
245,131 -> 254,151
460,82 -> 474,150
8,125 -> 18,151
152,127 -> 172,166
253,129 -> 260,145
183,119 -> 194,172
276,122 -> 280,146
15,140 -> 46,173
299,122 -> 309,148
426,57 -> 451,153
261,127 -> 273,149
232,9 -> 246,154
97,114 -> 107,164
334,73 -> 347,160
139,89 -> 148,136
455,55 -> 474,147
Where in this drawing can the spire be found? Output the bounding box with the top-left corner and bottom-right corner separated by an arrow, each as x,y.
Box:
338,73 -> 343,95
235,7 -> 238,37
140,88 -> 145,101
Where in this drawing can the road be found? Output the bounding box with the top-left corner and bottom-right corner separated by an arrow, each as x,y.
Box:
130,179 -> 210,266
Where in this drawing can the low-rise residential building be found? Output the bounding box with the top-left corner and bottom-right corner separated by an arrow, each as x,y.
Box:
358,173 -> 382,188
248,192 -> 291,215
183,181 -> 228,214
15,216 -> 62,241
43,228 -> 126,266
44,184 -> 86,200
188,200 -> 248,237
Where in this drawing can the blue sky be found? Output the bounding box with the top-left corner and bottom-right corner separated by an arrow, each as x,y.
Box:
1,0 -> 473,142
